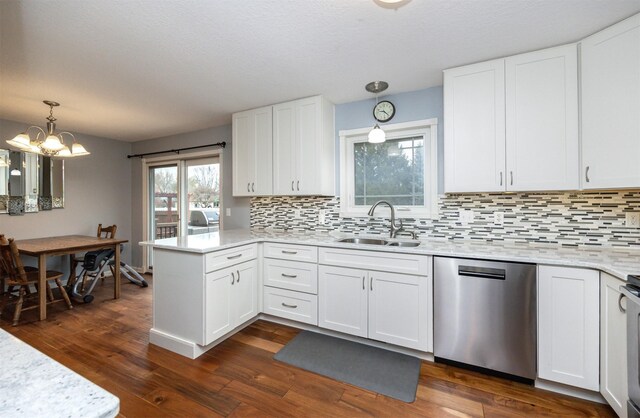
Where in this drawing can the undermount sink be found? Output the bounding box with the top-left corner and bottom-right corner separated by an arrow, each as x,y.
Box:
337,237 -> 389,245
387,241 -> 421,247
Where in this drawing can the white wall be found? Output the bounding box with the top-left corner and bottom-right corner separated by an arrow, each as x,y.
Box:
129,124 -> 250,267
0,118 -> 133,269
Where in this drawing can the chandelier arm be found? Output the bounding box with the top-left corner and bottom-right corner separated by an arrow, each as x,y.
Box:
25,125 -> 47,139
57,131 -> 77,144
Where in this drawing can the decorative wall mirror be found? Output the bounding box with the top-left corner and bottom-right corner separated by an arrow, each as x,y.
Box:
0,148 -> 64,215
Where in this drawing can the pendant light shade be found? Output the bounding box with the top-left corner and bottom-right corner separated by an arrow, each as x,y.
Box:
368,124 -> 386,143
6,133 -> 32,150
71,142 -> 90,156
41,134 -> 65,151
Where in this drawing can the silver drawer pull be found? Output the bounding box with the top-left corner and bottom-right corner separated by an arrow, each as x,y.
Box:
231,272 -> 235,285
237,269 -> 240,283
585,166 -> 590,183
282,302 -> 298,309
281,273 -> 297,278
227,254 -> 242,260
281,250 -> 297,255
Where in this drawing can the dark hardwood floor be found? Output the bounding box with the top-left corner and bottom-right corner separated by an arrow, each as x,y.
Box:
1,276 -> 615,417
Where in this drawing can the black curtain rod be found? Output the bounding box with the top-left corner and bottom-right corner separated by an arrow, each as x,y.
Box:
127,142 -> 226,159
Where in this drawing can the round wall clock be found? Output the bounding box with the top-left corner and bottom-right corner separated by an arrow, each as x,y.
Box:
373,100 -> 395,122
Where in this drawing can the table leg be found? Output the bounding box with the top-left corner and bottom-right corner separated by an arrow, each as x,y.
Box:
38,254 -> 47,320
114,244 -> 121,299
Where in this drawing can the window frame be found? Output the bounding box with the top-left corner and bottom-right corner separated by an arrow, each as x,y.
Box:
339,118 -> 438,218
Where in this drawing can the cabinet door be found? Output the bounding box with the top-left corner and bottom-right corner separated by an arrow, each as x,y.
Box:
232,106 -> 273,196
538,265 -> 599,390
505,44 -> 579,191
368,272 -> 430,351
233,260 -> 258,325
318,265 -> 368,337
273,101 -> 297,195
444,59 -> 506,192
253,107 -> 273,195
205,267 -> 233,345
601,272 -> 628,417
232,110 -> 254,197
295,96 -> 322,195
582,14 -> 640,189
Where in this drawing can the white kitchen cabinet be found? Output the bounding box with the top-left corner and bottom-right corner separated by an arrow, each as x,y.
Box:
505,44 -> 579,191
205,259 -> 258,345
318,265 -> 368,338
444,44 -> 579,193
444,59 -> 506,193
318,255 -> 432,352
273,95 -> 335,196
232,106 -> 273,196
582,14 -> 640,190
601,272 -> 628,418
369,271 -> 430,351
538,265 -> 600,391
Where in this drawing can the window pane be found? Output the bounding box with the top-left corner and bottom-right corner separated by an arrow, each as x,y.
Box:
353,136 -> 425,207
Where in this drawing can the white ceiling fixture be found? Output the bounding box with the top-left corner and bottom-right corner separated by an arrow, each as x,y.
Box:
6,100 -> 90,157
1,1 -> 639,142
366,81 -> 388,144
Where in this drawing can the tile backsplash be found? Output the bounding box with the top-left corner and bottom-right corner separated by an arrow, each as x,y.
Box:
250,191 -> 640,248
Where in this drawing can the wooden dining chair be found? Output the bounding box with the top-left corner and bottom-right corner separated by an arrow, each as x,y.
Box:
0,235 -> 73,325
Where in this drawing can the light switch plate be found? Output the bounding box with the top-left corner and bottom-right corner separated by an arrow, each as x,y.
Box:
626,212 -> 640,227
225,208 -> 231,216
493,212 -> 504,225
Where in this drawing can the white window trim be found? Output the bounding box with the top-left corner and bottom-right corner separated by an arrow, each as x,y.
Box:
339,118 -> 438,218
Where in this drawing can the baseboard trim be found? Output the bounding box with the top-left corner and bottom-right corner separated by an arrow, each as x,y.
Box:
535,379 -> 606,404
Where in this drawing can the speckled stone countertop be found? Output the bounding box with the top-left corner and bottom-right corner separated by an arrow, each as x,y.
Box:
0,328 -> 119,418
140,228 -> 640,281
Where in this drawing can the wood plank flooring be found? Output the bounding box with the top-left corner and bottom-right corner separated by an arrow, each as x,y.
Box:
1,276 -> 615,417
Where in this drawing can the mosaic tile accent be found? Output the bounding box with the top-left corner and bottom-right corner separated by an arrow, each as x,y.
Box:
0,196 -> 7,212
39,196 -> 53,211
52,197 -> 64,209
8,196 -> 24,216
24,195 -> 38,213
250,191 -> 640,248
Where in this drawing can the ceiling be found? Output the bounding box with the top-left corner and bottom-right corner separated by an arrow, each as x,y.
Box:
1,0 -> 639,142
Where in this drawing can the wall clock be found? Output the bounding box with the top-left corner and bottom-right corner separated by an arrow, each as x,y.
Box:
373,100 -> 395,123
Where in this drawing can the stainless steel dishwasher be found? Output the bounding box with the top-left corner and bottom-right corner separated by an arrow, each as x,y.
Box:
434,257 -> 537,381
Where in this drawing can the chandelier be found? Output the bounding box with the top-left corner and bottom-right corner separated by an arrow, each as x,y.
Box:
6,100 -> 90,157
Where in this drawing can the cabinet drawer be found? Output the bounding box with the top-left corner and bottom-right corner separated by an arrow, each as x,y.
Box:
263,258 -> 318,294
264,242 -> 318,263
319,247 -> 431,276
205,244 -> 257,273
263,286 -> 318,325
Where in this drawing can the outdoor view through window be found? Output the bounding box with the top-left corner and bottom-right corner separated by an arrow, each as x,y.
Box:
354,136 -> 424,206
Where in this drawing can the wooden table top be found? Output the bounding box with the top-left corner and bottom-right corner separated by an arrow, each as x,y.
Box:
16,235 -> 128,256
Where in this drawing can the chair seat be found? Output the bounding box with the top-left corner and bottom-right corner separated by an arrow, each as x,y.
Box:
5,270 -> 64,287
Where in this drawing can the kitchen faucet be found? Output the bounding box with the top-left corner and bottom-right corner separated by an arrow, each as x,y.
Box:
367,200 -> 405,238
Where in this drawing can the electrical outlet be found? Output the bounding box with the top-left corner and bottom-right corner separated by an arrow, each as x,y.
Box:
225,208 -> 231,216
293,209 -> 301,218
318,209 -> 326,224
493,212 -> 504,225
459,210 -> 475,223
626,212 -> 640,228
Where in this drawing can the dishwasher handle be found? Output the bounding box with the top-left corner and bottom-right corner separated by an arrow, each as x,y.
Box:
458,265 -> 506,280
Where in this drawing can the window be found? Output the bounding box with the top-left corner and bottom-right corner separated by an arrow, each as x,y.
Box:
340,119 -> 438,218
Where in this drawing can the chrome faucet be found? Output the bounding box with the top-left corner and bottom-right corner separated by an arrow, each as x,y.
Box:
367,200 -> 404,238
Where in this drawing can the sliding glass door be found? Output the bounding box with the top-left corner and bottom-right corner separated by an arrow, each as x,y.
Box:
146,155 -> 220,269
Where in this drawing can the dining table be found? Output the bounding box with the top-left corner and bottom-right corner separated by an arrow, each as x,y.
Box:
15,235 -> 129,320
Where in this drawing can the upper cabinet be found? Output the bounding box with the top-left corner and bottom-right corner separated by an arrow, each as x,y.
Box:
505,45 -> 579,191
581,14 -> 640,189
273,96 -> 335,196
444,59 -> 506,193
232,106 -> 273,197
232,96 -> 335,197
444,45 -> 578,193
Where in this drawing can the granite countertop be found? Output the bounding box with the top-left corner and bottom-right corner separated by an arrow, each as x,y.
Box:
0,329 -> 119,418
140,228 -> 640,281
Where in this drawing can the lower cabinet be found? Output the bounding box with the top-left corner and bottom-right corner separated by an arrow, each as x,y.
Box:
205,259 -> 258,345
601,272 -> 628,417
538,265 -> 600,391
318,264 -> 431,351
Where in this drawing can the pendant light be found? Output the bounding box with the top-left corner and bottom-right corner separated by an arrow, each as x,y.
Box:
365,81 -> 388,143
6,100 -> 90,158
